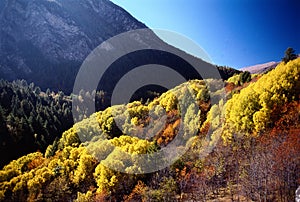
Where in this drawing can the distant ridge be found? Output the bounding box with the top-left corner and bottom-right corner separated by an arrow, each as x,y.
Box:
241,61 -> 279,74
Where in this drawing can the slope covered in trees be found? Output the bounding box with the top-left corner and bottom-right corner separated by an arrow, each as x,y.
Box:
224,58 -> 300,137
0,80 -> 113,168
0,80 -> 73,168
0,58 -> 299,201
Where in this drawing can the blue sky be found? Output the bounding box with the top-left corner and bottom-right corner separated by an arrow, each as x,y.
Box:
111,0 -> 300,69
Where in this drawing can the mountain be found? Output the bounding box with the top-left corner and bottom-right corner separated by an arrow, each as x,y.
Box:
0,0 -> 147,93
241,61 -> 279,74
0,0 -> 239,94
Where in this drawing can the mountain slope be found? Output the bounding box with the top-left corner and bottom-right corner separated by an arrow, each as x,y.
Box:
0,79 -> 74,168
241,61 -> 279,74
0,0 -> 147,92
0,0 -> 238,94
0,58 -> 299,201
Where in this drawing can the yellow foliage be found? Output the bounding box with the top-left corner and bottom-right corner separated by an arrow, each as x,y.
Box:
227,74 -> 240,85
75,191 -> 94,202
73,152 -> 95,185
224,58 -> 300,141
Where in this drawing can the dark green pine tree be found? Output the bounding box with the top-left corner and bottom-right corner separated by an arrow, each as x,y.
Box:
282,47 -> 297,63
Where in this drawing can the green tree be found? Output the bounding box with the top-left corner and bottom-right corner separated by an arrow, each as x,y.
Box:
239,71 -> 251,85
282,47 -> 297,63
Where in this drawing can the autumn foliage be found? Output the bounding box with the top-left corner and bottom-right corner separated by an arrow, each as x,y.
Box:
0,58 -> 299,201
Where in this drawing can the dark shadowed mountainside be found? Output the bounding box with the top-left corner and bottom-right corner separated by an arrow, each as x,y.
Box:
0,0 -> 239,94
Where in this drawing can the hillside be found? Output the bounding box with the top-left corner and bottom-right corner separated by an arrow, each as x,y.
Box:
0,79 -> 113,168
0,0 -> 146,93
0,80 -> 73,168
0,0 -> 239,94
0,58 -> 299,201
241,61 -> 279,74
